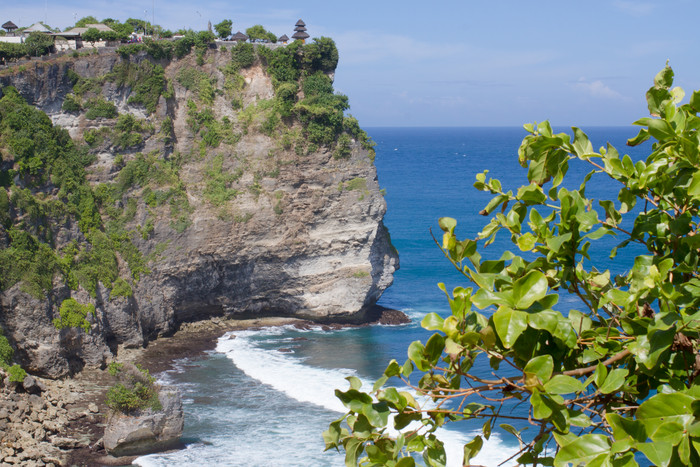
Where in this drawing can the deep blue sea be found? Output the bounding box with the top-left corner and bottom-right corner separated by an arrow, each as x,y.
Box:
135,127 -> 650,466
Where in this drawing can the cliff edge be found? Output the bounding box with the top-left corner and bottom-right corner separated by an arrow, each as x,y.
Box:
0,39 -> 398,378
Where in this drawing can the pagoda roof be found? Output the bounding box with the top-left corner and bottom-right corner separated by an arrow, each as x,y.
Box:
231,31 -> 248,41
295,19 -> 306,27
278,34 -> 289,42
292,31 -> 309,40
2,21 -> 18,31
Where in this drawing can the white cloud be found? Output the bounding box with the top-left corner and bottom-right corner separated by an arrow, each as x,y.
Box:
613,1 -> 655,16
573,78 -> 624,99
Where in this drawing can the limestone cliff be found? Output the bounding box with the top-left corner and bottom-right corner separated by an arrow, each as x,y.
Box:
0,42 -> 398,378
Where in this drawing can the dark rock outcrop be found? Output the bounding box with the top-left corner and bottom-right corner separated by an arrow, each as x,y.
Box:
103,387 -> 184,457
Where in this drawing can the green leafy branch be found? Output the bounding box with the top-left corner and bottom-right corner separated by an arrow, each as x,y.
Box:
325,65 -> 700,467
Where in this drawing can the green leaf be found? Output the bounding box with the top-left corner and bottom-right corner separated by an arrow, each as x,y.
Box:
544,375 -> 583,394
524,355 -> 554,384
546,232 -> 572,254
422,313 -> 444,331
344,437 -> 364,467
372,375 -> 388,392
553,434 -> 610,467
362,402 -> 390,428
637,441 -> 672,467
599,368 -> 628,394
438,217 -> 456,233
323,420 -> 342,449
688,90 -> 700,112
346,376 -> 362,390
517,232 -> 537,251
650,421 -> 685,445
517,183 -> 547,205
378,387 -> 405,410
396,457 -> 416,467
606,413 -> 646,443
572,127 -> 594,157
654,65 -> 674,89
463,436 -> 483,466
401,359 -> 413,377
492,306 -> 528,348
637,393 -> 694,434
594,362 -> 608,389
384,360 -> 401,377
424,333 -> 445,364
407,341 -> 428,371
512,270 -> 548,309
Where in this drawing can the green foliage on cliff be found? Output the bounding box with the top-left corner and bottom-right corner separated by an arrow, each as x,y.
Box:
203,155 -> 243,206
53,298 -> 95,333
177,67 -> 215,105
0,87 -> 147,305
106,362 -> 162,414
84,97 -> 117,120
0,328 -> 14,368
108,60 -> 166,114
230,42 -> 255,69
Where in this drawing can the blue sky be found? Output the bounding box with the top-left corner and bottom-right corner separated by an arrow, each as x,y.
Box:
4,1 -> 700,127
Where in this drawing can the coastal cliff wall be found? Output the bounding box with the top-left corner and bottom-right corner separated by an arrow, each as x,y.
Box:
0,42 -> 398,378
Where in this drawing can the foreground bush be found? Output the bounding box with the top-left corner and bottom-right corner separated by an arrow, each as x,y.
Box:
326,65 -> 700,466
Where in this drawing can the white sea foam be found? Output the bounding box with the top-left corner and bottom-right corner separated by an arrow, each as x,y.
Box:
215,326 -> 518,466
135,326 -> 518,466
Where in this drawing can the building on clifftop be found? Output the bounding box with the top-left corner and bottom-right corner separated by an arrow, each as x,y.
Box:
292,19 -> 309,43
2,21 -> 18,35
231,31 -> 248,42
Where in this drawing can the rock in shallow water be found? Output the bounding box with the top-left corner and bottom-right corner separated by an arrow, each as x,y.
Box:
103,386 -> 184,457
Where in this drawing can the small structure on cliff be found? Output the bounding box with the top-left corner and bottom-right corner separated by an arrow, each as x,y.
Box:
278,34 -> 289,44
292,19 -> 309,43
2,21 -> 18,35
231,31 -> 248,42
23,22 -> 52,35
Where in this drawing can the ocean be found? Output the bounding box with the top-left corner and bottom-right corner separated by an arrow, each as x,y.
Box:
135,127 -> 650,466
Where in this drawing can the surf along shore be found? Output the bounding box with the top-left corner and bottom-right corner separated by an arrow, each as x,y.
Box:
0,306 -> 408,466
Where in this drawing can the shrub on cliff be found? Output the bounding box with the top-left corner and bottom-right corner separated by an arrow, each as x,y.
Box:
106,362 -> 162,414
84,97 -> 117,120
326,66 -> 700,467
0,328 -> 13,368
108,60 -> 166,114
230,42 -> 255,69
53,298 -> 95,333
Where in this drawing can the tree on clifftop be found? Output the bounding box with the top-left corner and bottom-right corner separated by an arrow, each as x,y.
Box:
81,28 -> 101,46
214,19 -> 233,40
246,24 -> 276,43
325,65 -> 700,466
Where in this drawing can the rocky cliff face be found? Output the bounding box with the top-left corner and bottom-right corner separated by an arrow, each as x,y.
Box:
0,44 -> 398,378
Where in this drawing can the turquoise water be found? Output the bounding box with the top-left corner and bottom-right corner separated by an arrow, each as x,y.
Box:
136,127 -> 650,466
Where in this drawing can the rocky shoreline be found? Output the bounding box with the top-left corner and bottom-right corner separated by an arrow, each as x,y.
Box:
1,307 -> 409,466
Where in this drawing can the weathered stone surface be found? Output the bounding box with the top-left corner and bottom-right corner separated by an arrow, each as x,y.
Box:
0,48 -> 399,378
103,386 -> 184,457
